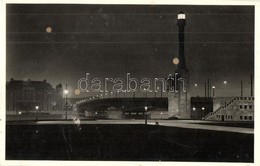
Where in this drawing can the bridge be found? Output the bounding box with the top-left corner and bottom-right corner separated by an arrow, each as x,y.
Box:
75,97 -> 168,119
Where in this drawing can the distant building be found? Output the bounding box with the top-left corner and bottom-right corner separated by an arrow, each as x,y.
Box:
203,96 -> 254,121
190,97 -> 213,120
6,78 -> 63,113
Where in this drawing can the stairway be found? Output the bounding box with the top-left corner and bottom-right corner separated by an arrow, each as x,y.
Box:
202,97 -> 238,120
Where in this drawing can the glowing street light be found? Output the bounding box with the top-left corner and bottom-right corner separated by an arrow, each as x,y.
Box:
194,83 -> 198,87
223,81 -> 227,84
202,107 -> 205,117
212,86 -> 216,97
35,106 -> 39,121
192,107 -> 196,120
64,84 -> 69,120
144,106 -> 148,125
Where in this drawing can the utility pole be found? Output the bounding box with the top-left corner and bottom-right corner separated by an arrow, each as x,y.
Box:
241,80 -> 243,97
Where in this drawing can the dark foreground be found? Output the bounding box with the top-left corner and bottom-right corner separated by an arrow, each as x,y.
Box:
6,124 -> 253,162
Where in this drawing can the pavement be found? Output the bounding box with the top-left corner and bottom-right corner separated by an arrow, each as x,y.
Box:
7,119 -> 254,134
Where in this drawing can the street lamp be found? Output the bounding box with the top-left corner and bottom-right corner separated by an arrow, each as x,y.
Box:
202,107 -> 205,118
192,107 -> 196,120
212,86 -> 216,97
35,106 -> 39,121
64,85 -> 69,120
223,81 -> 227,84
144,106 -> 148,125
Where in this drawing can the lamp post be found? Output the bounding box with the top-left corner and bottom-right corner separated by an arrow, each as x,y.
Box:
144,106 -> 148,125
35,106 -> 39,121
212,86 -> 216,97
64,84 -> 68,120
202,107 -> 205,119
192,107 -> 196,120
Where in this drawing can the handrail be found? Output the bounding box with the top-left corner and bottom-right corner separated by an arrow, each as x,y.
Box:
202,96 -> 238,120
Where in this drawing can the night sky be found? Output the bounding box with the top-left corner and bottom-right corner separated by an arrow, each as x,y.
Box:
6,4 -> 254,97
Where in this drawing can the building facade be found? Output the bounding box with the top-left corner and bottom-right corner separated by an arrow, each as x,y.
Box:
204,96 -> 254,121
190,97 -> 213,120
6,78 -> 63,113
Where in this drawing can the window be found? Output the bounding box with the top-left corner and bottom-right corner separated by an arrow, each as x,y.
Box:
249,105 -> 252,109
244,116 -> 248,120
244,97 -> 247,100
231,116 -> 233,120
244,105 -> 247,109
240,105 -> 243,109
240,116 -> 243,120
249,116 -> 253,120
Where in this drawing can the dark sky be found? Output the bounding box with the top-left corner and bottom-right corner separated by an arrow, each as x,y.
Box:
6,4 -> 254,97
